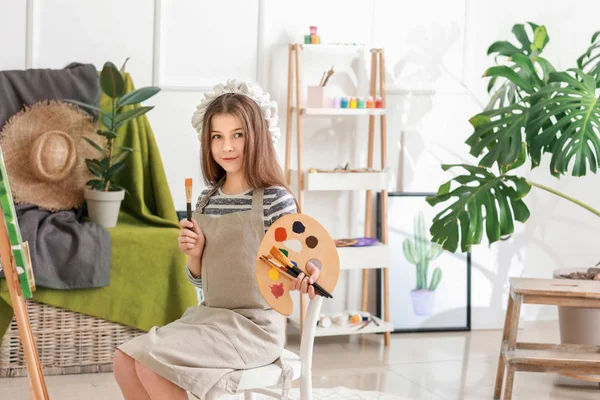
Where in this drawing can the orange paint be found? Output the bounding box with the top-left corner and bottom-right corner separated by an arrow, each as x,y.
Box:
274,227 -> 287,242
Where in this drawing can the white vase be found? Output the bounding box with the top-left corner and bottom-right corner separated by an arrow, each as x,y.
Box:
84,188 -> 125,228
411,289 -> 436,316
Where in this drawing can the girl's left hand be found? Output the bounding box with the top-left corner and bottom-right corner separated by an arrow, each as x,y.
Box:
290,261 -> 321,300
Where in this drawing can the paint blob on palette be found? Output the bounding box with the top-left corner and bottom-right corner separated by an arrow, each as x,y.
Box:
256,213 -> 341,316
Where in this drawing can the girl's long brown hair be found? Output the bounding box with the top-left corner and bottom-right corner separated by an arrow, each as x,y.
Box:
200,93 -> 299,211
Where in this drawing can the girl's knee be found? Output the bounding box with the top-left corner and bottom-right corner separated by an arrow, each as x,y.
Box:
113,349 -> 134,380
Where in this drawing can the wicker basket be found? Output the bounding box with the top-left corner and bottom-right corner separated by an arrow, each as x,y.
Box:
0,300 -> 145,377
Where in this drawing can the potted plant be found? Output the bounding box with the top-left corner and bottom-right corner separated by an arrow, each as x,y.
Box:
426,22 -> 600,372
403,212 -> 443,316
69,60 -> 160,228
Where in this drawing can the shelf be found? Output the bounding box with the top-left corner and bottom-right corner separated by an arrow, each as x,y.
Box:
300,108 -> 386,116
290,169 -> 389,191
298,44 -> 366,52
338,242 -> 390,270
288,315 -> 394,337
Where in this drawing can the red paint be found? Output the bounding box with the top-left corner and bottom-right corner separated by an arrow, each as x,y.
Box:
274,227 -> 287,242
270,283 -> 285,299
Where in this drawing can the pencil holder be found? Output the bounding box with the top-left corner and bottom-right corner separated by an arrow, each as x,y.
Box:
307,86 -> 328,108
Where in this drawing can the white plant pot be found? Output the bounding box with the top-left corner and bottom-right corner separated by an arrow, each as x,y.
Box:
84,188 -> 125,228
553,267 -> 600,382
411,289 -> 436,316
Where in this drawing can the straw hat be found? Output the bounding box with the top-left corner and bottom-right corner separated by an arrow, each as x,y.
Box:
0,101 -> 104,211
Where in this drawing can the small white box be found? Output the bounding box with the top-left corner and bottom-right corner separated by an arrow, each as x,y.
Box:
307,86 -> 328,108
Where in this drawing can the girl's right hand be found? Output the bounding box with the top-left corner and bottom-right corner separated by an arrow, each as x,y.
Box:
178,219 -> 205,259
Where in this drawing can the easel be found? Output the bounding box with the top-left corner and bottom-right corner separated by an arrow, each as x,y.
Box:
0,206 -> 49,398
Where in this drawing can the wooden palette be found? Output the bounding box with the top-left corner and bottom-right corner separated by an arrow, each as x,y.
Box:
256,213 -> 341,316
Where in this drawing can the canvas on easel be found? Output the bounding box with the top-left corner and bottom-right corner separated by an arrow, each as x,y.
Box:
0,146 -> 49,399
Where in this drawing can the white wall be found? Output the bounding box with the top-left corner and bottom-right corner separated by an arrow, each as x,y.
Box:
3,0 -> 600,328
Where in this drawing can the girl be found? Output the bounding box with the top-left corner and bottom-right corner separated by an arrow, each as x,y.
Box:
113,80 -> 320,400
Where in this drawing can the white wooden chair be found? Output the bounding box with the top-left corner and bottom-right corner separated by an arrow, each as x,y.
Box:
205,296 -> 323,400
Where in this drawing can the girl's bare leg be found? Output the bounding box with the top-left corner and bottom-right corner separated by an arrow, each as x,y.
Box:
113,350 -> 152,400
134,359 -> 189,400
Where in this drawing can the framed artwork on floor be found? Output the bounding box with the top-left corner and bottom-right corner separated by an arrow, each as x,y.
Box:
377,192 -> 471,333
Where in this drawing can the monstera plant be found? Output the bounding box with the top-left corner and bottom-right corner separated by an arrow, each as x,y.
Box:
427,23 -> 600,255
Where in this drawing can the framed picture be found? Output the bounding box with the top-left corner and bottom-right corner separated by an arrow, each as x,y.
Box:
376,192 -> 471,333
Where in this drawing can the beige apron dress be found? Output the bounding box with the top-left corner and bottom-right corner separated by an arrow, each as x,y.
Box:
118,185 -> 287,399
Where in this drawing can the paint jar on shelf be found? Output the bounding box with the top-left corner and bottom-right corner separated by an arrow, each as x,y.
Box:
304,35 -> 311,44
331,96 -> 341,108
357,97 -> 365,108
340,96 -> 349,108
349,97 -> 357,108
366,96 -> 374,108
375,96 -> 383,108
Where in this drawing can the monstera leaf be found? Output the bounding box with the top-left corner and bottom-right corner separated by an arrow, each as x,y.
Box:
577,31 -> 600,87
426,165 -> 531,253
528,69 -> 600,177
485,23 -> 552,110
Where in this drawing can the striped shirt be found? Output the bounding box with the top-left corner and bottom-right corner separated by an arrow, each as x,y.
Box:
186,186 -> 297,289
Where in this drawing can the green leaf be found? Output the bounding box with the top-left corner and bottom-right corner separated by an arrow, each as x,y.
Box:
502,142 -> 527,173
65,99 -> 107,115
532,25 -> 548,52
109,183 -> 128,193
120,57 -> 130,76
512,24 -> 532,53
118,87 -> 161,107
484,66 -> 534,92
111,150 -> 131,165
114,106 -> 153,129
528,69 -> 600,176
86,179 -> 105,190
105,161 -> 126,181
426,164 -> 531,252
97,130 -> 118,140
577,31 -> 600,87
83,137 -> 107,156
529,23 -> 550,51
487,41 -> 520,57
465,104 -> 528,168
101,114 -> 113,131
100,62 -> 125,98
85,159 -> 105,175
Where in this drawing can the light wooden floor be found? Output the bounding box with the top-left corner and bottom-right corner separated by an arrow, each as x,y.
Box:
1,320 -> 599,399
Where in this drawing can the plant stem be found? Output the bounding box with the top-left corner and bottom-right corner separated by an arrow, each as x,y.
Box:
527,179 -> 600,218
105,97 -> 116,192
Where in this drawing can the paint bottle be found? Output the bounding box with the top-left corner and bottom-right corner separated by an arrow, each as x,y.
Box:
310,26 -> 318,35
304,35 -> 311,44
366,96 -> 374,108
331,96 -> 341,108
349,97 -> 357,108
375,96 -> 383,108
340,96 -> 349,108
357,97 -> 365,108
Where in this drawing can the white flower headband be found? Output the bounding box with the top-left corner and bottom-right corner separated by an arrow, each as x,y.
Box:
191,79 -> 281,144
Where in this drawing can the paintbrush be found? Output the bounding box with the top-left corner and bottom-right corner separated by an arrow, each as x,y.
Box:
269,247 -> 333,298
321,65 -> 335,87
185,178 -> 193,222
263,255 -> 331,298
260,255 -> 330,298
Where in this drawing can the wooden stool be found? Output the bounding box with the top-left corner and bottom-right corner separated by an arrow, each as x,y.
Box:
495,277 -> 600,399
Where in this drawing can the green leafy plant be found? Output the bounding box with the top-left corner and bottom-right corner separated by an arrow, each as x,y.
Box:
69,60 -> 160,192
427,23 -> 600,253
403,212 -> 444,291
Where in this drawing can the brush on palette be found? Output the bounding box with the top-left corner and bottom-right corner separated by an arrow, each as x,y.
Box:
259,254 -> 331,298
185,178 -> 193,222
269,246 -> 333,298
